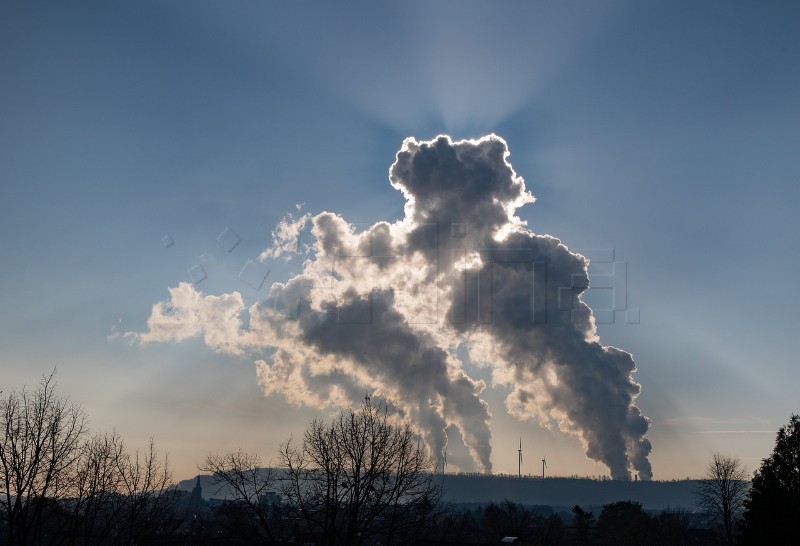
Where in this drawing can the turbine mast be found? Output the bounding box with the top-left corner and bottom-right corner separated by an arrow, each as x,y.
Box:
518,438 -> 522,479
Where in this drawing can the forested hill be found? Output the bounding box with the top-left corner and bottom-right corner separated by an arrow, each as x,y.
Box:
439,475 -> 700,510
179,472 -> 701,511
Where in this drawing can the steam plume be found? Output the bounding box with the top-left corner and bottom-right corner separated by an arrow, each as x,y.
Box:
130,135 -> 652,479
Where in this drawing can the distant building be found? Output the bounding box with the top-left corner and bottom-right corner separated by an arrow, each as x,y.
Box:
175,476 -> 211,536
189,476 -> 205,512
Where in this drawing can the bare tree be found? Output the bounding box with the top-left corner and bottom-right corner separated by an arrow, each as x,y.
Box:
1,373 -> 177,545
199,450 -> 278,541
61,430 -> 127,545
483,499 -> 529,538
115,437 -> 179,544
279,397 -> 443,546
694,453 -> 749,544
45,432 -> 177,546
0,370 -> 87,546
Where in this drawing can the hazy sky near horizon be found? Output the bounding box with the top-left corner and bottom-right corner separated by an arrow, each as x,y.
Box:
2,0 -> 799,481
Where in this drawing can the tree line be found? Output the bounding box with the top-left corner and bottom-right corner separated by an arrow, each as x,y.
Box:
0,374 -> 443,545
0,372 -> 176,545
199,395 -> 444,545
2,372 -> 798,545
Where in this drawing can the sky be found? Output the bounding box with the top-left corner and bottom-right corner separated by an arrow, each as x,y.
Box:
1,0 -> 799,482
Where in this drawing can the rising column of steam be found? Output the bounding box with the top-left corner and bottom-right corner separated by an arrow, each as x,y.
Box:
130,134 -> 652,479
388,135 -> 652,480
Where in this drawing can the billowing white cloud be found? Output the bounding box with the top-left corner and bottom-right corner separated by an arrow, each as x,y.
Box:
126,283 -> 252,356
129,135 -> 652,479
259,209 -> 311,261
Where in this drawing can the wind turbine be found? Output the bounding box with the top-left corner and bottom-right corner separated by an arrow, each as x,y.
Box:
541,456 -> 547,479
518,439 -> 523,479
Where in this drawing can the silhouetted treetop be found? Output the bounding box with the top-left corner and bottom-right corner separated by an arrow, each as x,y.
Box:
742,414 -> 800,545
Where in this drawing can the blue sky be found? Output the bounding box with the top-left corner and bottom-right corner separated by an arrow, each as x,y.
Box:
2,0 -> 799,481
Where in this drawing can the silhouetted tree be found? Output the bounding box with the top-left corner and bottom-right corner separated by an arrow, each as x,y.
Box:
1,373 -> 178,546
114,437 -> 179,543
741,414 -> 800,545
481,499 -> 534,540
62,430 -> 127,544
437,507 -> 481,544
279,396 -> 443,546
650,507 -> 694,546
536,513 -> 566,546
572,505 -> 595,545
68,433 -> 179,545
0,371 -> 87,546
597,500 -> 649,546
694,453 -> 748,544
209,499 -> 271,542
473,500 -> 564,545
199,450 -> 278,541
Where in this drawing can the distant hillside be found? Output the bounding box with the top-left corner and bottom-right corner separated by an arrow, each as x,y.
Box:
439,474 -> 700,510
178,472 -> 702,511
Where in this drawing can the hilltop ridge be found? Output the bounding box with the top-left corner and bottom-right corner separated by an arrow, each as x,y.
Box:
179,471 -> 701,511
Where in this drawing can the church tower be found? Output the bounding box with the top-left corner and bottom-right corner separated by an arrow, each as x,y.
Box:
189,476 -> 204,511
